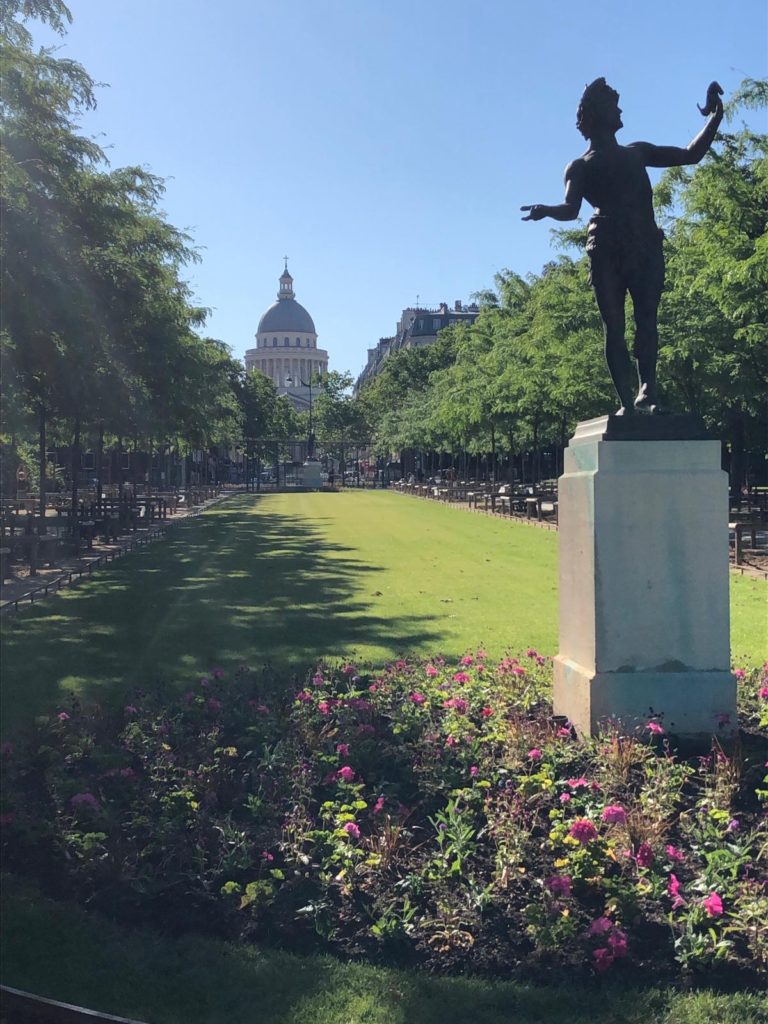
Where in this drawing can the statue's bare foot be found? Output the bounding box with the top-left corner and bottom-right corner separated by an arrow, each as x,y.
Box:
615,404 -> 635,416
634,395 -> 660,415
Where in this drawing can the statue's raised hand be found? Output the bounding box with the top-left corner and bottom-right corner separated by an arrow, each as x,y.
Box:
520,204 -> 546,221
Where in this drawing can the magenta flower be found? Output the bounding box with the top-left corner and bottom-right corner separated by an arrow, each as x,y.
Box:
512,666 -> 526,677
318,701 -> 331,715
566,777 -> 588,789
70,792 -> 100,811
733,668 -> 746,679
452,672 -> 470,684
410,692 -> 426,705
296,690 -> 312,703
556,726 -> 571,738
445,735 -> 458,748
373,795 -> 385,814
425,664 -> 439,678
602,804 -> 627,825
528,748 -> 543,761
469,765 -> 478,777
481,707 -> 494,718
460,655 -> 474,666
607,929 -> 628,957
592,948 -> 614,972
336,743 -> 350,757
337,765 -> 355,783
312,673 -> 325,686
668,873 -> 685,909
343,821 -> 360,839
57,711 -> 70,722
526,648 -> 537,659
443,697 -> 468,713
665,845 -> 685,863
703,892 -> 724,917
343,663 -> 358,675
545,875 -> 572,897
569,819 -> 598,844
635,842 -> 654,868
477,649 -> 488,659
560,793 -> 571,804
261,850 -> 274,861
587,916 -> 613,936
646,721 -> 665,735
759,686 -> 768,699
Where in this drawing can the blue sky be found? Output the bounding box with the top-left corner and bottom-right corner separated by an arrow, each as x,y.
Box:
35,0 -> 767,378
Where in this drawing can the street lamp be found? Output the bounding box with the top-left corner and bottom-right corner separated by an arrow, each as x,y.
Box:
285,373 -> 315,459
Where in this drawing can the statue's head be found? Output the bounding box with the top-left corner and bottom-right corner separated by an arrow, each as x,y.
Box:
577,78 -> 622,139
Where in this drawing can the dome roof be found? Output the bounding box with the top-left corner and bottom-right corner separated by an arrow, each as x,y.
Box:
257,299 -> 316,335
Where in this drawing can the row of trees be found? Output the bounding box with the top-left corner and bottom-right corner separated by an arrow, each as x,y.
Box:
355,82 -> 767,490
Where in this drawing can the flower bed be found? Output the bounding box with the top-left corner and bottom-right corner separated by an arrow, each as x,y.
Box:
1,653 -> 766,982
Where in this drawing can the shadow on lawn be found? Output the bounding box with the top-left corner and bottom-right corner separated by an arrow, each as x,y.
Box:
0,495 -> 441,735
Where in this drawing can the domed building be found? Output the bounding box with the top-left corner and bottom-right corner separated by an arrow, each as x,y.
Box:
244,263 -> 329,412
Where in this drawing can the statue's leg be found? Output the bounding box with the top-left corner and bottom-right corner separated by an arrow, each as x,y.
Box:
592,266 -> 635,415
630,239 -> 664,413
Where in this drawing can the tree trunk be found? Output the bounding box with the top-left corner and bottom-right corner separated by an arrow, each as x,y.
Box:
96,421 -> 104,509
38,404 -> 46,528
70,417 -> 81,518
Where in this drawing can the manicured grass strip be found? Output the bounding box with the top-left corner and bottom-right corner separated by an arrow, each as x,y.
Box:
1,492 -> 764,736
2,878 -> 766,1024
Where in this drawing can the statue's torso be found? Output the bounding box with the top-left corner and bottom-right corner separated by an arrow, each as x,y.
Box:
579,143 -> 657,233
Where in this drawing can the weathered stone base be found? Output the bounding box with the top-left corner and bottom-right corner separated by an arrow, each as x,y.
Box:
553,655 -> 737,739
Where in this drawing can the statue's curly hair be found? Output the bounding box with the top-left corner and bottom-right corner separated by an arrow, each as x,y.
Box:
576,78 -> 620,139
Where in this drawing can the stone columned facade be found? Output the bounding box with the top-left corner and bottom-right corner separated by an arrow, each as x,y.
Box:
245,264 -> 328,411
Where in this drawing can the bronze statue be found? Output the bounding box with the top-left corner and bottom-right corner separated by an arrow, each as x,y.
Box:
522,79 -> 723,414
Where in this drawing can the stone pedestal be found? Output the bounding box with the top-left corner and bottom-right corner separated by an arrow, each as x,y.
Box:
301,459 -> 323,489
553,415 -> 736,739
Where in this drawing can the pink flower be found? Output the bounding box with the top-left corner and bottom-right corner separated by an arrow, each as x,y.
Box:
733,668 -> 746,680
602,804 -> 627,825
587,916 -> 613,936
460,655 -> 474,666
668,873 -> 685,909
443,697 -> 468,713
445,735 -> 458,748
545,875 -> 572,897
124,705 -> 138,715
566,777 -> 588,789
569,819 -> 598,844
452,672 -> 470,684
57,711 -> 70,722
296,690 -> 312,703
665,845 -> 685,863
336,743 -> 350,757
343,821 -> 360,839
410,692 -> 426,705
425,664 -> 439,677
526,648 -> 538,659
592,948 -> 614,972
536,655 -> 546,666
703,892 -> 724,917
759,686 -> 768,699
337,766 -> 355,783
318,701 -> 331,715
559,793 -> 571,804
512,666 -> 526,677
481,707 -> 494,718
646,721 -> 665,735
373,796 -> 385,814
70,792 -> 100,811
635,842 -> 654,868
261,850 -> 274,861
608,929 -> 628,957
312,673 -> 325,686
556,727 -> 571,738
343,663 -> 358,675
469,765 -> 479,777
476,650 -> 488,659
528,748 -> 543,760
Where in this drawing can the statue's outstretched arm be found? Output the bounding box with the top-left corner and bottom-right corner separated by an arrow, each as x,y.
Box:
633,84 -> 723,168
521,161 -> 584,221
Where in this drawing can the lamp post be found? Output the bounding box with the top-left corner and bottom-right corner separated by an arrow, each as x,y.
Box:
286,373 -> 315,459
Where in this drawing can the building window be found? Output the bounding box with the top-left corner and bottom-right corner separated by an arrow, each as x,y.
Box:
433,318 -> 441,330
296,338 -> 301,346
272,338 -> 277,347
284,337 -> 289,345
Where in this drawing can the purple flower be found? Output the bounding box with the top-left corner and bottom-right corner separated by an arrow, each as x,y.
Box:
211,667 -> 225,680
545,875 -> 572,897
587,916 -> 614,936
343,821 -> 360,839
569,819 -> 598,844
635,842 -> 654,868
70,792 -> 100,811
602,804 -> 627,825
528,748 -> 543,761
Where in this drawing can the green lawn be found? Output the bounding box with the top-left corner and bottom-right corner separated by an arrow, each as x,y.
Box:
1,491 -> 765,735
3,878 -> 766,1024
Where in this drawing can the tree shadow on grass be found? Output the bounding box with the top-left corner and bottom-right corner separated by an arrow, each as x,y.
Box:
0,495 -> 441,735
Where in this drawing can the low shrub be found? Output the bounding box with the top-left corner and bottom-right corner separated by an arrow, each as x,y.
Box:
1,653 -> 766,982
